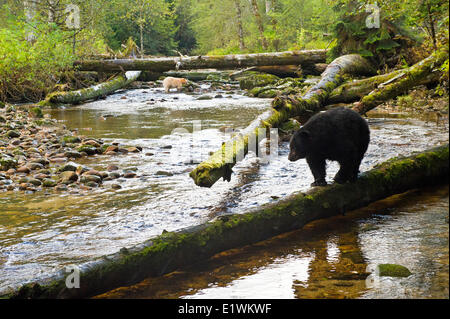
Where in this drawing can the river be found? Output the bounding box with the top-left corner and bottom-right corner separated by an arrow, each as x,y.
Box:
0,86 -> 448,297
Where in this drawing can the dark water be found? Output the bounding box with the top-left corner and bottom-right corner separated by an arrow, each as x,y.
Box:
96,186 -> 449,299
0,87 -> 448,296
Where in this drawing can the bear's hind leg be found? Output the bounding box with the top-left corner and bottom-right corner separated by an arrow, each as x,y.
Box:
335,157 -> 361,184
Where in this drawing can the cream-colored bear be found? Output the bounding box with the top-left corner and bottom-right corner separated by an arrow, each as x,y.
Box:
163,77 -> 188,93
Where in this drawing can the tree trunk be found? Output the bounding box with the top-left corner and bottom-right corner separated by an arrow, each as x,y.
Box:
234,0 -> 246,51
352,50 -> 447,115
74,50 -> 327,72
426,1 -> 438,51
39,71 -> 142,106
140,24 -> 144,59
10,144 -> 449,299
250,0 -> 269,50
190,54 -> 374,188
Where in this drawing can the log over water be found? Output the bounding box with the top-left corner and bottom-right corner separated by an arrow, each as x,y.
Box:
8,144 -> 449,299
74,50 -> 327,73
39,71 -> 142,106
353,50 -> 448,115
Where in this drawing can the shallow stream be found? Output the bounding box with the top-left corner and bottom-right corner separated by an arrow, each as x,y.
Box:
0,86 -> 448,296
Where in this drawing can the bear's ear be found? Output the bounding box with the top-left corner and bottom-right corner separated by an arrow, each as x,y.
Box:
299,130 -> 311,139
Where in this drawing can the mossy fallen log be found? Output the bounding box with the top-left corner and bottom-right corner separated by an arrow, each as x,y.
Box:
74,50 -> 327,73
353,50 -> 448,115
8,144 -> 448,299
39,71 -> 142,106
190,110 -> 275,187
329,54 -> 444,106
190,54 -> 374,188
269,54 -> 375,125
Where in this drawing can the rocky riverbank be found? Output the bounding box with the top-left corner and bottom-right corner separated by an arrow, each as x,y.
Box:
0,103 -> 142,193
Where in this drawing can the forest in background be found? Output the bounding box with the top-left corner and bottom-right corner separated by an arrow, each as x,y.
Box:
0,0 -> 448,102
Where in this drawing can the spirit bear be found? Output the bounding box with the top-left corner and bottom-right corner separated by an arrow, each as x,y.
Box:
163,77 -> 188,93
288,107 -> 370,186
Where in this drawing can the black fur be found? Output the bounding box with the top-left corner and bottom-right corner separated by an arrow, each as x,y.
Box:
289,107 -> 370,186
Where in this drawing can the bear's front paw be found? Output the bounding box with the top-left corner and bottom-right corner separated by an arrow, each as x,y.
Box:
311,180 -> 327,187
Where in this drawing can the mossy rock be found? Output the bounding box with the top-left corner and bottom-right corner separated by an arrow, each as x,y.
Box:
61,136 -> 81,144
258,89 -> 279,98
196,95 -> 214,101
279,119 -> 301,133
0,101 -> 5,109
0,155 -> 18,170
238,72 -> 280,90
29,107 -> 43,119
100,144 -> 112,154
42,179 -> 57,188
377,264 -> 412,278
76,145 -> 97,155
275,77 -> 305,88
6,130 -> 20,138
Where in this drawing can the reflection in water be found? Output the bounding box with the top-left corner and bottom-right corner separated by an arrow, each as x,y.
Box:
96,186 -> 448,299
0,87 -> 448,296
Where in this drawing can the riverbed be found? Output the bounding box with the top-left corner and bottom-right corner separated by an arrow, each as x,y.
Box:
0,86 -> 448,296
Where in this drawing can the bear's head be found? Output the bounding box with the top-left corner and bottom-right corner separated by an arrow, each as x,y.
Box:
180,78 -> 188,85
288,129 -> 310,161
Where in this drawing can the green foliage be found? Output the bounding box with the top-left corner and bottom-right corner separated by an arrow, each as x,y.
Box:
0,7 -> 75,102
328,0 -> 420,66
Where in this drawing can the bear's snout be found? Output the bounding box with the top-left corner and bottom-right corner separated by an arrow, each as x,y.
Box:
288,150 -> 301,162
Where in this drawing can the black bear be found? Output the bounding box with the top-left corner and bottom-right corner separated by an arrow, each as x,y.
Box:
288,107 -> 370,186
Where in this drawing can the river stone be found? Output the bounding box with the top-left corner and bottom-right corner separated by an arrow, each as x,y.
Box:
65,150 -> 82,159
80,175 -> 102,184
28,178 -> 42,186
83,139 -> 102,148
107,164 -> 119,172
111,184 -> 122,190
155,171 -> 174,177
27,162 -> 44,171
0,155 -> 18,171
127,147 -> 141,153
60,171 -> 78,183
34,173 -> 49,180
104,145 -> 119,153
377,264 -> 412,278
42,179 -> 57,187
59,162 -> 78,172
196,95 -> 213,100
109,172 -> 121,179
124,172 -> 137,178
76,145 -> 97,155
83,170 -> 102,177
85,181 -> 99,188
6,130 -> 20,138
9,138 -> 21,146
16,166 -> 31,174
49,157 -> 68,163
55,184 -> 68,191
61,136 -> 81,144
31,158 -> 49,166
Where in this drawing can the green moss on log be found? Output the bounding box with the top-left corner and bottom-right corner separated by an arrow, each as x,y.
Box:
353,50 -> 448,114
39,71 -> 141,107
